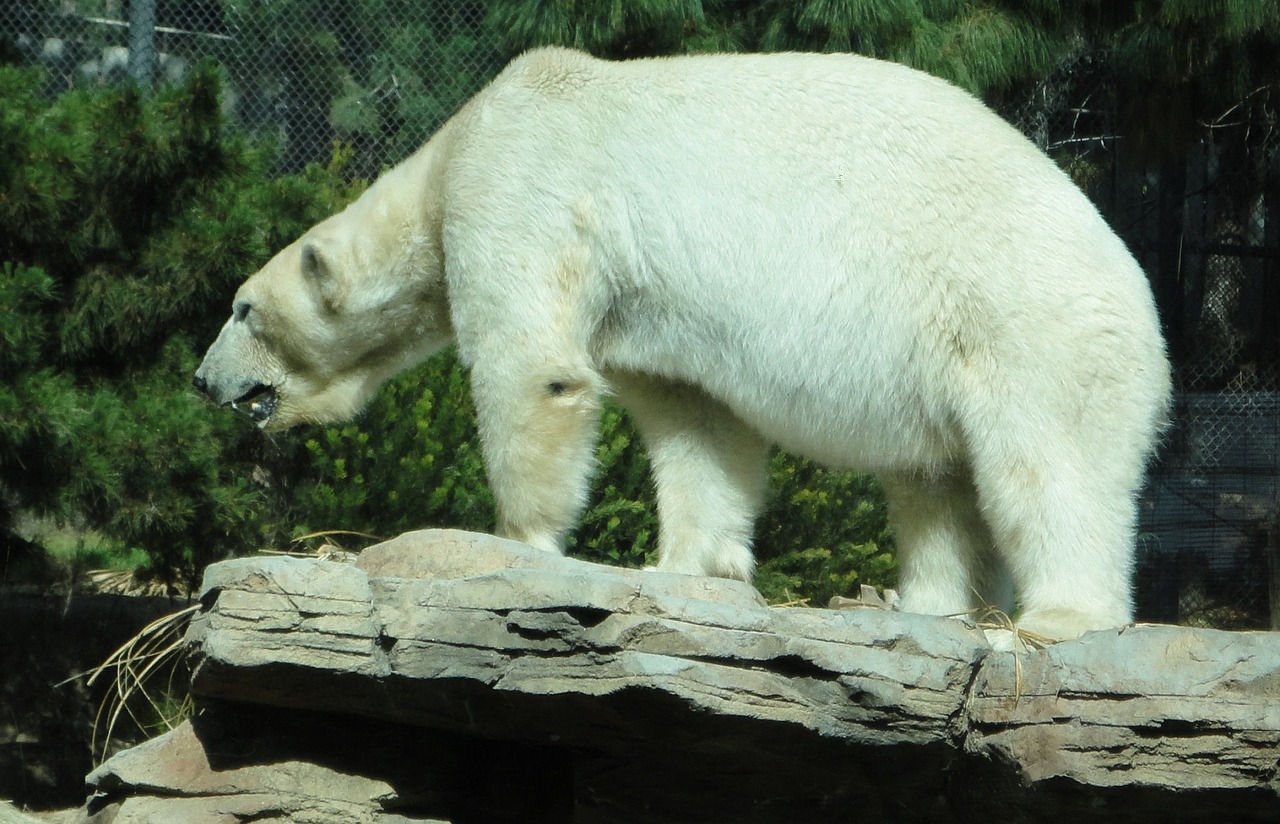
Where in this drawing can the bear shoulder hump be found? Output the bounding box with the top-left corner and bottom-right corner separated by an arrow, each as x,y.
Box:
501,46 -> 600,98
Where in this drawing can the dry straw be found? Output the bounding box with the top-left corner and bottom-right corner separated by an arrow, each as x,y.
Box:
71,531 -> 381,762
75,604 -> 199,764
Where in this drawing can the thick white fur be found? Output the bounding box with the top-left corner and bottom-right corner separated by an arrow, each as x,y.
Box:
196,47 -> 1171,642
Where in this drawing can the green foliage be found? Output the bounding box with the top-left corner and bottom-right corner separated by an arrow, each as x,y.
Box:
0,64 -> 361,589
2,65 -> 260,369
1109,1 -> 1280,157
0,262 -> 54,375
895,6 -> 1063,97
485,0 -> 707,58
292,375 -> 661,568
483,0 -> 1077,96
569,404 -> 659,569
219,0 -> 504,175
481,0 -> 1279,155
754,457 -> 895,605
752,0 -> 924,55
287,352 -> 494,540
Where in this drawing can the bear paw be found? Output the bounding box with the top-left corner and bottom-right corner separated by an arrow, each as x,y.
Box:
983,607 -> 1126,652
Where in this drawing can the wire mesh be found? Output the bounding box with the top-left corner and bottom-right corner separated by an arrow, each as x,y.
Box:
4,0 -> 504,174
4,3 -> 1278,629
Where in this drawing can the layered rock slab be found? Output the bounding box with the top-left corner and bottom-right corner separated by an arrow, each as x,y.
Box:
77,529 -> 1280,823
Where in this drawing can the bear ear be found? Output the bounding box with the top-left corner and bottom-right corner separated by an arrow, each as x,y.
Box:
300,239 -> 346,313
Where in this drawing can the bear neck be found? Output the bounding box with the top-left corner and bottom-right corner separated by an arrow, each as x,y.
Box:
339,110 -> 466,290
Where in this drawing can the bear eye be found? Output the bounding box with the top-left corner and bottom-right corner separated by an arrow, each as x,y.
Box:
233,301 -> 252,323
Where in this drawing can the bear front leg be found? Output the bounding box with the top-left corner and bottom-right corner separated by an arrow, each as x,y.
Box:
611,372 -> 768,581
469,358 -> 604,555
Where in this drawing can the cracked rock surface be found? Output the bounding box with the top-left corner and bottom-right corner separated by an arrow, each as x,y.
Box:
67,530 -> 1280,823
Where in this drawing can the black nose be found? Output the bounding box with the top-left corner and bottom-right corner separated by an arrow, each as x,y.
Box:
192,374 -> 209,395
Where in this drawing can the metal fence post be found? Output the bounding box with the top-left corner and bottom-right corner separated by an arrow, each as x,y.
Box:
128,0 -> 157,87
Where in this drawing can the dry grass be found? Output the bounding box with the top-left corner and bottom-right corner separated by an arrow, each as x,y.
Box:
80,568 -> 174,597
970,605 -> 1056,652
257,529 -> 386,562
769,589 -> 812,608
74,604 -> 200,764
68,531 -> 383,764
968,605 -> 1059,707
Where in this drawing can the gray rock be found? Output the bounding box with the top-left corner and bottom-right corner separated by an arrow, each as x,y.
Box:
0,802 -> 44,824
77,529 -> 1280,823
81,703 -> 453,823
189,532 -> 986,748
86,720 -> 397,818
968,623 -> 1280,814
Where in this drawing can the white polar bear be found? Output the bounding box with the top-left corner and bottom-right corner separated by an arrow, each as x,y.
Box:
194,47 -> 1171,642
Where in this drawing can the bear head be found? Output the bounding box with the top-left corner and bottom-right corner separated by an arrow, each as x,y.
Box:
193,203 -> 452,432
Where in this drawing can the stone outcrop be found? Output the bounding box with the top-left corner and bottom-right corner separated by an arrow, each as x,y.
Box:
57,530 -> 1280,823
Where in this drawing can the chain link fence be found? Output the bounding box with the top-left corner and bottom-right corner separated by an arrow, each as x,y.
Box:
3,0 -> 505,175
1136,118 -> 1280,630
5,2 -> 1279,629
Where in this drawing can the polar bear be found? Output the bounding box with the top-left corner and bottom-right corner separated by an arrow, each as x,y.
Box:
194,47 -> 1170,643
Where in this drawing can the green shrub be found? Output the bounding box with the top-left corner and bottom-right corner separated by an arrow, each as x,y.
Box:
755,457 -> 896,604
285,352 -> 494,540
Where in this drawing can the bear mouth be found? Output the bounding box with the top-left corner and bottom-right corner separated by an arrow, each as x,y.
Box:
230,383 -> 279,425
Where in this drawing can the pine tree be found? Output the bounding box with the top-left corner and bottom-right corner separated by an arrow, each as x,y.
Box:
485,0 -> 708,58
220,0 -> 506,175
0,64 -> 359,590
482,0 -> 1073,96
481,1 -> 1280,156
1108,1 -> 1280,157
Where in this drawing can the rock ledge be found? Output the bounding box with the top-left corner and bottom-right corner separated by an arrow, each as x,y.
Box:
71,529 -> 1280,823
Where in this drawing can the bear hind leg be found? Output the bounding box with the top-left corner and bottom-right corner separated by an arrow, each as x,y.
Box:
971,442 -> 1138,643
883,471 -> 1002,618
611,372 -> 768,582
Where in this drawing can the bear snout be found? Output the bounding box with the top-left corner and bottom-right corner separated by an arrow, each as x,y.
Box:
192,367 -> 258,407
193,368 -> 279,426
